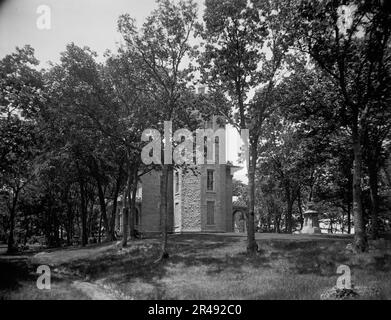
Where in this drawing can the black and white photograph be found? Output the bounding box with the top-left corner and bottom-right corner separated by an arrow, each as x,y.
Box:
0,0 -> 391,306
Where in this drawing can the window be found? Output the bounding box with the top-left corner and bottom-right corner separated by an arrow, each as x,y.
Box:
207,201 -> 215,225
174,202 -> 180,228
207,169 -> 214,191
215,136 -> 219,164
175,171 -> 179,194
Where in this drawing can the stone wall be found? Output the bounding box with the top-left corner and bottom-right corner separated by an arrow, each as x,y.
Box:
140,170 -> 173,233
180,168 -> 202,232
199,164 -> 232,232
141,164 -> 234,233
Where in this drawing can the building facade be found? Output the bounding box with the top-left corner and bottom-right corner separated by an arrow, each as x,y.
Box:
137,116 -> 238,234
138,163 -> 235,233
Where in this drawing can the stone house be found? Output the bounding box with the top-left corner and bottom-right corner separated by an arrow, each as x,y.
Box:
117,116 -> 243,234
139,163 -> 237,233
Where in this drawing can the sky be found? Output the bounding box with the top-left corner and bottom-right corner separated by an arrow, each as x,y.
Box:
0,0 -> 248,182
0,0 -> 193,65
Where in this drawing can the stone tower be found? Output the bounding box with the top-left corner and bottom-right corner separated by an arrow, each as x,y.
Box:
139,116 -> 234,233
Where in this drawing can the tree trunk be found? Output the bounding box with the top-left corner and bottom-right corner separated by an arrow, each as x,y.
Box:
109,167 -> 123,241
79,179 -> 88,247
347,201 -> 351,234
267,213 -> 271,232
275,215 -> 281,233
98,208 -> 103,243
45,198 -> 53,247
297,189 -> 304,230
329,219 -> 334,234
66,201 -> 73,246
247,137 -> 258,254
121,207 -> 128,247
7,188 -> 19,254
122,175 -> 132,247
284,182 -> 294,233
352,126 -> 367,251
368,162 -> 379,240
96,178 -> 110,241
88,199 -> 94,242
157,164 -> 170,261
129,169 -> 137,241
23,208 -> 29,245
286,199 -> 293,233
53,210 -> 60,247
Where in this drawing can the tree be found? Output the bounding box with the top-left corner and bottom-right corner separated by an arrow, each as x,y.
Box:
43,44 -> 128,245
118,0 -> 199,260
255,60 -> 358,235
232,179 -> 248,204
104,48 -> 159,246
362,111 -> 391,239
201,0 -> 296,252
201,0 -> 266,253
0,46 -> 45,253
292,0 -> 391,251
247,0 -> 298,237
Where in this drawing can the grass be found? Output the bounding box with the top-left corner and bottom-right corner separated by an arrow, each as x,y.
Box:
1,233 -> 391,300
0,257 -> 89,300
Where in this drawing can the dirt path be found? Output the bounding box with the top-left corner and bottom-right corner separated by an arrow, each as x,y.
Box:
71,281 -> 118,300
30,242 -> 118,266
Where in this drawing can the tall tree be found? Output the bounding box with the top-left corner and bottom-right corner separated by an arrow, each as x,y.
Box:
292,0 -> 391,251
118,0 -> 199,260
201,0 -> 266,253
201,0 -> 295,252
44,44 -> 126,245
0,46 -> 44,253
248,0 -> 296,236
